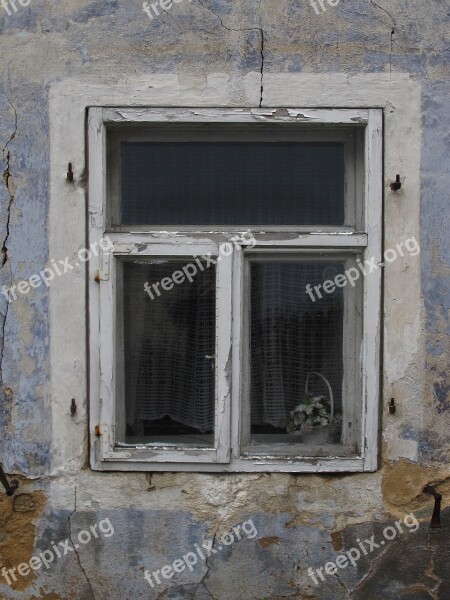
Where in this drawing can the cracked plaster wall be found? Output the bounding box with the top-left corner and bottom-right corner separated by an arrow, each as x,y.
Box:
1,1 -> 450,598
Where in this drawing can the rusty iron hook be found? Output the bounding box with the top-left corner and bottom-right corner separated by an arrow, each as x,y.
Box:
424,485 -> 442,528
390,174 -> 402,191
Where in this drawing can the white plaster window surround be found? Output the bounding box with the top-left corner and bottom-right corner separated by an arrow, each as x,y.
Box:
49,74 -> 422,474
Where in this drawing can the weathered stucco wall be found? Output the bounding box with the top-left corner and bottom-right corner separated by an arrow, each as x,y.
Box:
0,1 -> 449,598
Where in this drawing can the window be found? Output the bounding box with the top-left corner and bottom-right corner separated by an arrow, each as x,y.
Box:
89,107 -> 382,472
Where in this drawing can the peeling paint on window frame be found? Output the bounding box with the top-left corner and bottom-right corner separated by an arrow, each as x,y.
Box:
86,106 -> 382,473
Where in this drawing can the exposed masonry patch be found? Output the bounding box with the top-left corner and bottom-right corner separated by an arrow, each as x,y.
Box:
382,460 -> 450,516
196,0 -> 264,107
0,489 -> 46,592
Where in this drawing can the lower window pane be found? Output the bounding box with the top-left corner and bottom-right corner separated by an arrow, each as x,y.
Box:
250,260 -> 352,447
121,259 -> 216,447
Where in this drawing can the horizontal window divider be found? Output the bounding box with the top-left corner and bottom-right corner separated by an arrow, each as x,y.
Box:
247,234 -> 368,248
107,234 -> 368,250
107,227 -> 362,235
244,251 -> 366,263
111,243 -> 219,256
245,252 -> 365,262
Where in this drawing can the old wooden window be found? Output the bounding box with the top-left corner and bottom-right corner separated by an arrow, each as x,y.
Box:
88,108 -> 382,472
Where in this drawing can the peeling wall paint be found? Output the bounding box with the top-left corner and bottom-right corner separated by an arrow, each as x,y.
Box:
1,0 -> 450,598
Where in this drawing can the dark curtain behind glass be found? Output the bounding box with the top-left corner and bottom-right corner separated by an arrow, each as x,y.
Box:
120,142 -> 345,226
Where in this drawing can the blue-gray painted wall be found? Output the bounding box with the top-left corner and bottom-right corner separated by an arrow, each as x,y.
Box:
1,1 -> 449,598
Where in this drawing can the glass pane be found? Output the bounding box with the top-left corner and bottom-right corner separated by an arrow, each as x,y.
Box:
120,142 -> 345,226
121,259 -> 216,447
250,260 -> 349,446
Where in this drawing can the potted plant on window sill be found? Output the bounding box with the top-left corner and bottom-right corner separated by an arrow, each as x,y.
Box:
286,372 -> 340,445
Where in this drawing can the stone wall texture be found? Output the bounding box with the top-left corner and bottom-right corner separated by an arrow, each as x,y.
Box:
0,0 -> 449,598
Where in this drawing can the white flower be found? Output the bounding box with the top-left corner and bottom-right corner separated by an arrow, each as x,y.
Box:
287,391 -> 333,432
294,414 -> 306,425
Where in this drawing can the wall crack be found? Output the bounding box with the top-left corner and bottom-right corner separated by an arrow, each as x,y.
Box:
196,1 -> 264,106
190,525 -> 219,600
426,537 -> 443,597
69,485 -> 97,600
349,540 -> 391,595
161,7 -> 183,31
368,0 -> 396,28
0,94 -> 17,392
2,93 -> 17,267
368,1 -> 396,99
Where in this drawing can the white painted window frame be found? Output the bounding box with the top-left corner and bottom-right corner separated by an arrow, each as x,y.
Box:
88,107 -> 382,473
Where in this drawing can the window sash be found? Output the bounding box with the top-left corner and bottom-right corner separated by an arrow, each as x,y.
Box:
106,123 -> 364,232
237,250 -> 363,457
95,242 -> 232,463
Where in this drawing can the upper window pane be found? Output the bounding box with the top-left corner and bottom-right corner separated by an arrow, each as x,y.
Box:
117,141 -> 345,226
